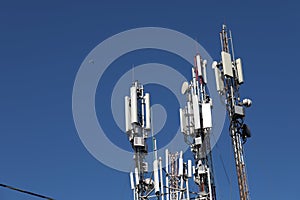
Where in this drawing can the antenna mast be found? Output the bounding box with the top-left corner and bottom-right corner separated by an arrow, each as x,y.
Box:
125,81 -> 192,200
213,24 -> 252,200
124,25 -> 253,200
179,54 -> 216,200
125,81 -> 153,200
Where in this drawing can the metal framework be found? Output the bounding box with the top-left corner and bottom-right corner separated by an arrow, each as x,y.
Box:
124,25 -> 253,200
125,81 -> 153,200
179,54 -> 216,200
125,81 -> 192,200
213,24 -> 252,200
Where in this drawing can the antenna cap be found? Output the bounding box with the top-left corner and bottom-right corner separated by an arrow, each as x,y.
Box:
212,61 -> 218,69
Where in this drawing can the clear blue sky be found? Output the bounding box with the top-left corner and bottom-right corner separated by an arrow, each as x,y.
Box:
0,0 -> 299,199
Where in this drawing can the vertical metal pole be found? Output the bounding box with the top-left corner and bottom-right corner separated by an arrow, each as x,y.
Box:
207,168 -> 213,200
166,149 -> 170,200
186,178 -> 190,200
133,189 -> 136,200
219,25 -> 251,200
159,157 -> 165,200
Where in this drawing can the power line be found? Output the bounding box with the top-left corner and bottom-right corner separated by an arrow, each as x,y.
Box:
0,183 -> 54,200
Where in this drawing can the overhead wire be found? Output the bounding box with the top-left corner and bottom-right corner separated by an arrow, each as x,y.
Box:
0,183 -> 54,200
210,132 -> 231,184
210,130 -> 233,200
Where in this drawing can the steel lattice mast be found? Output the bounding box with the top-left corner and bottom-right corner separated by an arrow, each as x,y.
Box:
213,24 -> 252,200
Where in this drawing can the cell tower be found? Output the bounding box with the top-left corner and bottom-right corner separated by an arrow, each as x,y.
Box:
125,81 -> 192,200
124,25 -> 253,200
125,81 -> 154,200
179,54 -> 216,200
212,24 -> 252,200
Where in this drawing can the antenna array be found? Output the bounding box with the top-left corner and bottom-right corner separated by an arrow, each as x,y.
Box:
212,24 -> 252,200
179,54 -> 216,200
124,24 -> 253,200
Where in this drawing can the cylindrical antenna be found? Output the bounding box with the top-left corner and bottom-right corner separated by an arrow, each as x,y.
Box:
134,167 -> 139,185
153,159 -> 160,195
130,172 -> 135,190
159,157 -> 165,200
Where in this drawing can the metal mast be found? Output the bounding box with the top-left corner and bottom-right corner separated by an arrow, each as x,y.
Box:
213,24 -> 252,200
125,81 -> 192,200
125,81 -> 153,200
164,149 -> 192,200
125,81 -> 166,200
179,54 -> 216,200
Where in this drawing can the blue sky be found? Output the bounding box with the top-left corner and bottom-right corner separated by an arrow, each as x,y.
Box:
0,0 -> 299,199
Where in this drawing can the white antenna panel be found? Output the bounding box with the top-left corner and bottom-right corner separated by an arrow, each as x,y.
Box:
158,158 -> 164,199
187,101 -> 194,135
144,93 -> 151,130
165,149 -> 169,172
214,66 -> 224,92
153,160 -> 160,194
236,58 -> 244,84
221,51 -> 233,77
202,59 -> 207,84
195,54 -> 202,76
125,96 -> 132,133
130,172 -> 135,190
187,160 -> 192,178
192,67 -> 196,79
192,95 -> 201,129
130,86 -> 138,123
192,68 -> 197,93
178,157 -> 183,176
202,103 -> 212,128
135,167 -> 139,184
179,108 -> 186,133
